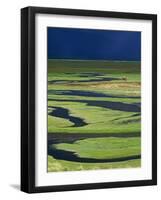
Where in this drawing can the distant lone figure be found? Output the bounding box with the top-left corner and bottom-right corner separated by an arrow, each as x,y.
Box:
122,76 -> 127,81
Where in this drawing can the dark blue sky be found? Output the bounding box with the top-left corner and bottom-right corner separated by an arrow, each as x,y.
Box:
48,27 -> 141,61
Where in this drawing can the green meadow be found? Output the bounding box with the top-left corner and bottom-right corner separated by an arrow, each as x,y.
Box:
48,59 -> 141,172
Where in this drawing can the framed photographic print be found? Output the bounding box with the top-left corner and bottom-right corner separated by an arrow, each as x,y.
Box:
21,6 -> 157,193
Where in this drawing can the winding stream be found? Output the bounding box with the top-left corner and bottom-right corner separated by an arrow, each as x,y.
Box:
48,132 -> 140,145
48,106 -> 88,127
48,90 -> 140,99
48,99 -> 141,113
48,145 -> 141,163
48,84 -> 141,163
48,77 -> 122,84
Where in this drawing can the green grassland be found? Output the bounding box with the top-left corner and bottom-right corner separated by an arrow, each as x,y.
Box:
48,59 -> 141,172
48,156 -> 141,172
48,59 -> 140,73
54,137 -> 140,159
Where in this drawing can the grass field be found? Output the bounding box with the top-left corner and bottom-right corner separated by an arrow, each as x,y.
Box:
47,59 -> 141,172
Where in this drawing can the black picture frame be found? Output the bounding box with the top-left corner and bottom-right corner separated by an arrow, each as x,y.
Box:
21,6 -> 157,193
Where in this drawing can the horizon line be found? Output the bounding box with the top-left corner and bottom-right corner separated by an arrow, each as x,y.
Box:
48,58 -> 141,62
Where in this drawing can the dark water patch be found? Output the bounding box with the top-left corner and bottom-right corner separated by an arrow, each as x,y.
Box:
48,106 -> 88,127
51,72 -> 103,77
78,72 -> 103,77
48,89 -> 140,99
56,72 -> 102,76
48,132 -> 140,145
48,146 -> 141,163
48,76 -> 122,84
133,102 -> 141,107
48,80 -> 70,84
48,99 -> 141,113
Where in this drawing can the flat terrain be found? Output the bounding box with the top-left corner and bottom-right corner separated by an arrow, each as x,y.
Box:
47,59 -> 141,172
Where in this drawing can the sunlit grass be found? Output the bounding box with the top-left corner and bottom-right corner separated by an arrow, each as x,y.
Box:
54,137 -> 141,159
47,59 -> 141,171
